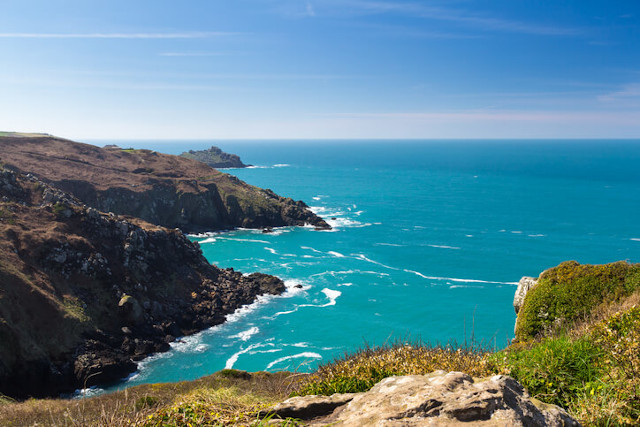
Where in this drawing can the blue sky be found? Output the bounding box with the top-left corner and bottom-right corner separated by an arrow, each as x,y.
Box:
1,1 -> 638,139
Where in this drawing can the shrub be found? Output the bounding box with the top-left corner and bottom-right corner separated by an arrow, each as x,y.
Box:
494,335 -> 603,408
515,261 -> 640,341
589,306 -> 640,422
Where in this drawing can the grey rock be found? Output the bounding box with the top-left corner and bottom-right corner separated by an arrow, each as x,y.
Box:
118,294 -> 145,325
514,277 -> 538,315
278,372 -> 579,426
268,393 -> 356,420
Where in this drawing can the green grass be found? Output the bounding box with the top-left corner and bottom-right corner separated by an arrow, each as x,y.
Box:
493,336 -> 603,408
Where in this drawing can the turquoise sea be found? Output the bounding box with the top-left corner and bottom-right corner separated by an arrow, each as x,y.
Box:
89,140 -> 640,393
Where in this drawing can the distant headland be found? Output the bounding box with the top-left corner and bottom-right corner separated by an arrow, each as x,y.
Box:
180,146 -> 250,169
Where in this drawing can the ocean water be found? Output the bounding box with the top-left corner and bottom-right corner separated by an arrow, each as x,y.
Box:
89,139 -> 640,394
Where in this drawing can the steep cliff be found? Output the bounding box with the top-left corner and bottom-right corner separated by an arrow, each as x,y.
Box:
0,167 -> 286,398
0,135 -> 329,233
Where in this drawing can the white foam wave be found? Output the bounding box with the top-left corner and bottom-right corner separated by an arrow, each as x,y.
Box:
170,335 -> 210,353
309,206 -> 328,214
264,247 -> 278,255
326,217 -> 368,229
402,269 -> 518,285
266,352 -> 322,370
199,237 -> 217,244
328,251 -> 345,258
630,238 -> 640,242
338,282 -> 354,287
312,197 -> 321,201
230,326 -> 260,342
74,385 -> 105,399
310,269 -> 390,278
284,279 -> 311,296
226,343 -> 270,369
511,231 -> 523,234
267,227 -> 293,236
354,254 -> 399,270
321,288 -> 342,304
273,163 -> 290,167
427,244 -> 461,250
528,234 -> 546,237
375,243 -> 405,247
249,348 -> 283,355
225,293 -> 277,323
271,288 -> 341,318
229,238 -> 270,243
188,231 -> 218,238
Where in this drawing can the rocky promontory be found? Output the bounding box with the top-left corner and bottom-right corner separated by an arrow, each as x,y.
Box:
0,167 -> 286,398
0,135 -> 329,233
180,146 -> 249,169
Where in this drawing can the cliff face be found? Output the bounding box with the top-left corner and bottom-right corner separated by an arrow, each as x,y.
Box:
0,168 -> 285,398
0,135 -> 329,233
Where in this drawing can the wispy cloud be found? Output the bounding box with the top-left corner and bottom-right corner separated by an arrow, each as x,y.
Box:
340,1 -> 582,36
306,2 -> 316,17
0,32 -> 238,39
599,83 -> 640,102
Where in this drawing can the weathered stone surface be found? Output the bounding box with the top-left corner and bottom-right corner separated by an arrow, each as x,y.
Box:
269,393 -> 356,420
274,372 -> 579,426
514,276 -> 538,315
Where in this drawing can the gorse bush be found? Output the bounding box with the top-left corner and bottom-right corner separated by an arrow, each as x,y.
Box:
515,261 -> 640,341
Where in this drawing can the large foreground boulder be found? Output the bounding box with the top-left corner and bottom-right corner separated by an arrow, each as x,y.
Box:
270,371 -> 579,426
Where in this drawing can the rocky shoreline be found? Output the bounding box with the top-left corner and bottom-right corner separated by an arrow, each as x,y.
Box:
0,165 -> 289,399
0,135 -> 330,233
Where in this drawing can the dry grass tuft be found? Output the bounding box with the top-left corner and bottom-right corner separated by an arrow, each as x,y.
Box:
294,340 -> 494,396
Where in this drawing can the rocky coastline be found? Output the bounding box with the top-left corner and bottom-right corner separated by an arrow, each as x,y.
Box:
0,135 -> 329,233
0,153 -> 294,399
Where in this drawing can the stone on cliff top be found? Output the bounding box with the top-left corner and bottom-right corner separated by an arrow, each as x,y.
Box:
270,371 -> 579,426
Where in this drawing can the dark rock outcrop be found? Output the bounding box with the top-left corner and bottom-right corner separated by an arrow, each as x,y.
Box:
180,146 -> 249,169
0,135 -> 329,232
0,168 -> 286,399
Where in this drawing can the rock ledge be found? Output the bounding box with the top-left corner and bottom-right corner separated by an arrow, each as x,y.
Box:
269,371 -> 580,426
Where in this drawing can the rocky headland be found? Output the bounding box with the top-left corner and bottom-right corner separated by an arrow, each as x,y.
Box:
0,135 -> 329,233
0,166 -> 288,398
180,146 -> 249,169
